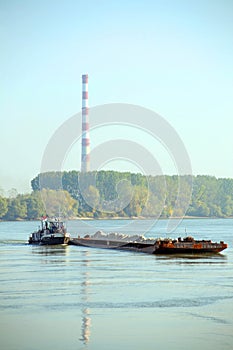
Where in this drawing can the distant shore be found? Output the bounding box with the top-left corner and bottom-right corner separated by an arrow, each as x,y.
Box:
1,216 -> 232,222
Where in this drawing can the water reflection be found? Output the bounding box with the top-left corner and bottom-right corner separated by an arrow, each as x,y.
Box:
155,253 -> 228,263
79,251 -> 92,348
80,306 -> 91,345
30,245 -> 70,264
31,245 -> 69,255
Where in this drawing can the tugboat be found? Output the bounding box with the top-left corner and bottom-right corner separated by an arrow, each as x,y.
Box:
28,217 -> 70,245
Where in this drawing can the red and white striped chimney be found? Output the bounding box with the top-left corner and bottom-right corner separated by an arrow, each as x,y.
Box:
81,74 -> 90,172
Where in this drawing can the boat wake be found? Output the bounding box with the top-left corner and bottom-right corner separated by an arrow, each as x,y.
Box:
0,239 -> 27,245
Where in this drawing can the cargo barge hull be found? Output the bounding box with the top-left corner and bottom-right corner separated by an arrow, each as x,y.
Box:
69,236 -> 227,255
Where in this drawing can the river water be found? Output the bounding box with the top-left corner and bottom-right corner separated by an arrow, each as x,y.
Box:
0,218 -> 233,350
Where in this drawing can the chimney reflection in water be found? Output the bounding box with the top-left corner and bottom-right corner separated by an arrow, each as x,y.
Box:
79,251 -> 91,347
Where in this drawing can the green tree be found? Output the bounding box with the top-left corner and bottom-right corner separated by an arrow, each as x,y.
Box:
142,192 -> 164,217
124,186 -> 148,217
31,172 -> 63,191
62,171 -> 80,200
220,195 -> 233,216
30,171 -> 233,218
40,189 -> 78,217
83,185 -> 100,212
4,196 -> 27,220
0,196 -> 8,218
26,192 -> 45,219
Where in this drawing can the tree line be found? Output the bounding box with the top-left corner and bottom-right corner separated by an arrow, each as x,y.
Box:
0,171 -> 233,220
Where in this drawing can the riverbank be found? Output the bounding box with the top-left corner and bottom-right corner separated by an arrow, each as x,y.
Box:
1,215 -> 232,222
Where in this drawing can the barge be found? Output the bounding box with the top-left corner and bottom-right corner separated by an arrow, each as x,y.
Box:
69,232 -> 227,254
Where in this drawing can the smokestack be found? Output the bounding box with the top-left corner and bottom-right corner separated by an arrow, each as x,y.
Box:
81,74 -> 90,172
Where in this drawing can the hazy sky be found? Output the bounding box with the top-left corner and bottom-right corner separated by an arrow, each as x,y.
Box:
0,0 -> 233,193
